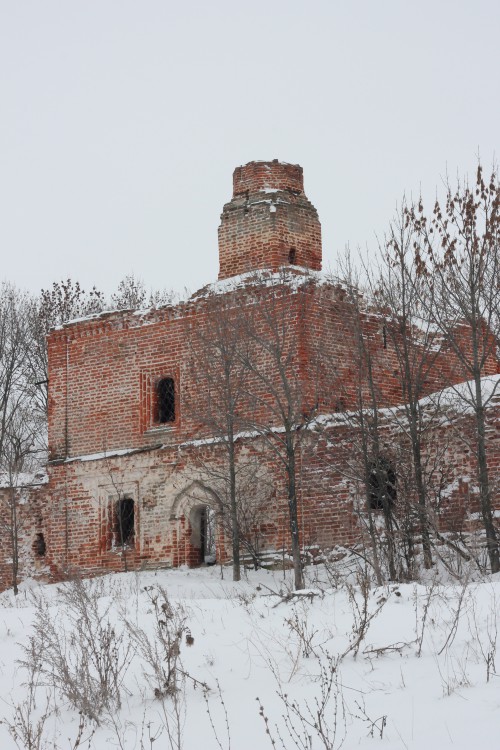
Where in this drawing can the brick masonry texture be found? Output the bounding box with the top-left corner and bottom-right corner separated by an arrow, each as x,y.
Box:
1,160 -> 500,590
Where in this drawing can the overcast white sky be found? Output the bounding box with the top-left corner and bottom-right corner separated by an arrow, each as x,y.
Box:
1,1 -> 499,297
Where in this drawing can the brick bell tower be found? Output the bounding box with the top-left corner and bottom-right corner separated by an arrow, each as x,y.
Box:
218,160 -> 322,280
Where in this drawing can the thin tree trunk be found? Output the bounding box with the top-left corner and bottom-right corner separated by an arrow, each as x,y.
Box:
474,380 -> 500,572
357,405 -> 384,585
10,487 -> 19,595
407,404 -> 433,569
286,431 -> 303,590
228,435 -> 241,581
470,301 -> 499,573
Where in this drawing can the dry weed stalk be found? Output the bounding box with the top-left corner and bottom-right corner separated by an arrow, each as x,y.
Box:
258,652 -> 347,750
123,585 -> 207,699
467,583 -> 499,682
342,573 -> 387,659
204,679 -> 231,750
21,578 -> 132,724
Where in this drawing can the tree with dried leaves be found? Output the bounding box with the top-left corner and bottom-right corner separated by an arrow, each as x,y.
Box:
374,207 -> 446,569
27,279 -> 106,420
408,164 -> 500,572
330,262 -> 398,582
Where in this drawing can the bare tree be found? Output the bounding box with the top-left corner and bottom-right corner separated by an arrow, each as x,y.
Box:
408,164 -> 500,572
185,291 -> 259,580
234,270 -> 324,590
324,253 -> 445,582
0,280 -> 107,592
27,279 -> 106,418
2,407 -> 42,594
0,284 -> 42,593
332,262 -> 398,582
373,206 -> 447,568
110,273 -> 177,310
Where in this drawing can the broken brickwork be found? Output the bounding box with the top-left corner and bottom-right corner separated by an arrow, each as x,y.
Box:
0,479 -> 49,590
218,160 -> 322,279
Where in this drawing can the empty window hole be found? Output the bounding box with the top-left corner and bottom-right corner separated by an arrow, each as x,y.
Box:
157,377 -> 175,423
116,497 -> 135,545
33,533 -> 46,557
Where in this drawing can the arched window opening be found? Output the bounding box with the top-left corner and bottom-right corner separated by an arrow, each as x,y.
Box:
369,457 -> 396,511
157,377 -> 175,423
33,532 -> 46,558
116,497 -> 135,545
288,247 -> 297,265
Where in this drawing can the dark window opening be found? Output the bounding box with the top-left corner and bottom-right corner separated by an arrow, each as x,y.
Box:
33,532 -> 46,557
157,377 -> 175,423
288,247 -> 297,265
335,397 -> 346,412
382,325 -> 387,349
116,497 -> 135,545
369,457 -> 396,511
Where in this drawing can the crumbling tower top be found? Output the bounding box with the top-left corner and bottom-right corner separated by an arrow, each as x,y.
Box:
232,160 -> 304,196
218,160 -> 322,280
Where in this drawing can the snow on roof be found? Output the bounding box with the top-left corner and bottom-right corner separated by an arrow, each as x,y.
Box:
50,268 -> 355,333
51,308 -> 126,330
179,426 -> 283,449
51,292 -> 191,332
421,374 -> 500,413
190,267 -> 327,301
313,374 -> 500,432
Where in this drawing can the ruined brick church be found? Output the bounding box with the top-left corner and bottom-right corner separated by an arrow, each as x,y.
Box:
2,160 -> 500,590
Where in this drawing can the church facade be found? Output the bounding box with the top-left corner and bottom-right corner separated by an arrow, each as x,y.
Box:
1,160 -> 499,590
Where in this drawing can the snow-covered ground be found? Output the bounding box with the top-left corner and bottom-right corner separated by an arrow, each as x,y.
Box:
0,562 -> 499,749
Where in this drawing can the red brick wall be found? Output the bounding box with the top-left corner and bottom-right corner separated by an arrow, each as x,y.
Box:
41,396 -> 500,585
47,280 -> 497,461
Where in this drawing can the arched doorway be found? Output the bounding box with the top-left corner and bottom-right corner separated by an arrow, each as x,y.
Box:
170,481 -> 220,567
189,505 -> 216,565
